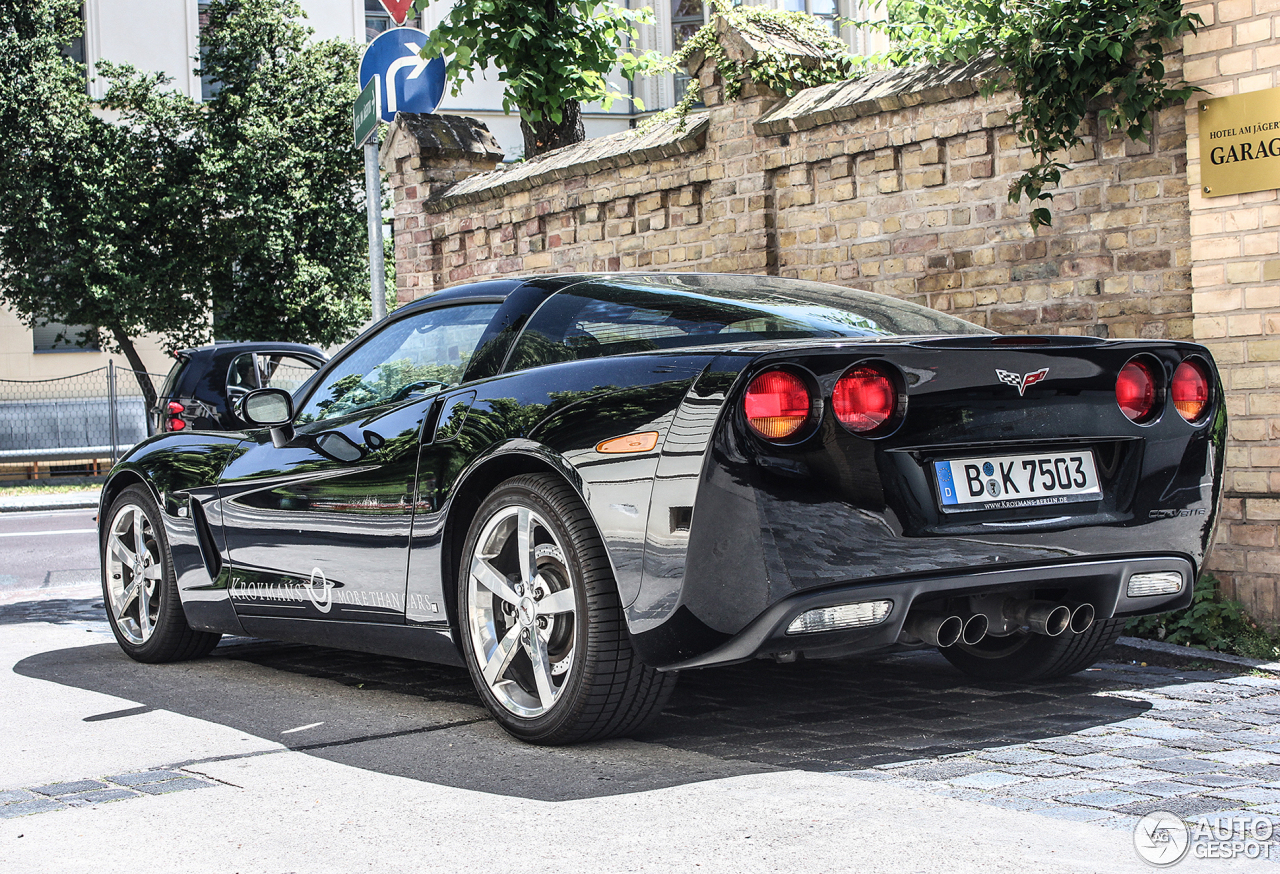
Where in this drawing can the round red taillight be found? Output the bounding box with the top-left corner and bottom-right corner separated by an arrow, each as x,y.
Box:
744,369 -> 810,440
1171,359 -> 1211,423
168,417 -> 186,431
833,365 -> 897,434
1116,359 -> 1157,423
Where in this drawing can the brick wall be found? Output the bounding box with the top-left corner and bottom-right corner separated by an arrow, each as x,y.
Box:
1183,0 -> 1280,618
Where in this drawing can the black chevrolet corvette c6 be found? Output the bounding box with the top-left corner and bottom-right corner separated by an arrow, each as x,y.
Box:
97,273 -> 1224,744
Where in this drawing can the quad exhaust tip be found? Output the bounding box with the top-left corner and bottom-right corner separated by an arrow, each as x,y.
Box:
904,600 -> 1093,647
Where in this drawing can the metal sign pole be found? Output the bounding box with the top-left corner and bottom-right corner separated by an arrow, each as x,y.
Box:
365,137 -> 387,323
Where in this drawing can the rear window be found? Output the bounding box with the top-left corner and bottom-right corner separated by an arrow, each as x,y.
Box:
505,277 -> 989,371
158,357 -> 188,399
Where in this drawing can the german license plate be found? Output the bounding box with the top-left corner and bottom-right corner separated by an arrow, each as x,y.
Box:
933,451 -> 1102,511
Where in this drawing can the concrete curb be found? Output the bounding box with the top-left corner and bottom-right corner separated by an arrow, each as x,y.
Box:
1116,634 -> 1280,674
0,491 -> 101,513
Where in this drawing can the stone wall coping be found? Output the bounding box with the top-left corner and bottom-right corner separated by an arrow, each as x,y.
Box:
754,55 -> 998,136
426,113 -> 711,213
381,113 -> 504,169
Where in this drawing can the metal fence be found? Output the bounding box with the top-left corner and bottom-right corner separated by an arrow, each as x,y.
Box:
0,362 -> 166,471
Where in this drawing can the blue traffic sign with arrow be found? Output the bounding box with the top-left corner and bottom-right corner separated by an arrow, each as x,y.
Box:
358,27 -> 446,123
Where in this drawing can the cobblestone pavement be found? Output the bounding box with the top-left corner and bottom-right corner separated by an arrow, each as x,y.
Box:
0,769 -> 216,819
7,596 -> 1280,847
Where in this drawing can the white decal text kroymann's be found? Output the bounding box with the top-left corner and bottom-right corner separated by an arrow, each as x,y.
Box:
230,575 -> 404,612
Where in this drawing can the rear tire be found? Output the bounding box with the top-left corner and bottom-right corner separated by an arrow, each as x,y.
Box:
939,618 -> 1125,682
100,485 -> 221,663
458,474 -> 677,744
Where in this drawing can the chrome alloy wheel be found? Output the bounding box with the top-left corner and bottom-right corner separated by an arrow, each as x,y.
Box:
104,503 -> 163,645
466,505 -> 578,719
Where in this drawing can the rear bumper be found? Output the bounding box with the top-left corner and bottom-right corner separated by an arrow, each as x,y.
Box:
656,555 -> 1193,670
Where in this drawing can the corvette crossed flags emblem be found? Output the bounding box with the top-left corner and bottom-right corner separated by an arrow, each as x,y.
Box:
996,367 -> 1050,396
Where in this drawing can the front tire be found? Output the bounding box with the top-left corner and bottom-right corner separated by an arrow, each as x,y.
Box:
458,474 -> 676,744
101,485 -> 221,663
939,617 -> 1125,682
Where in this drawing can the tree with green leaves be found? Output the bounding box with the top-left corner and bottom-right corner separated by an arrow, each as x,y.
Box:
198,0 -> 370,343
412,0 -> 659,157
0,0 -> 369,408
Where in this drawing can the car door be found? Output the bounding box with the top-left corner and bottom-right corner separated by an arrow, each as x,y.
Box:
217,301 -> 503,624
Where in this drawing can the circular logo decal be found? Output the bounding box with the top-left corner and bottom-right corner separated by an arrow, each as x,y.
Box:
1133,811 -> 1190,867
982,462 -> 995,476
986,479 -> 1001,497
306,567 -> 334,614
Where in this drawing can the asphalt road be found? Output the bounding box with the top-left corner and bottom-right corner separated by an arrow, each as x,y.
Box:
0,509 -> 99,595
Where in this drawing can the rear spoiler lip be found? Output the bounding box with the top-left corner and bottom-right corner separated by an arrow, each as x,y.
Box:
724,335 -> 1209,358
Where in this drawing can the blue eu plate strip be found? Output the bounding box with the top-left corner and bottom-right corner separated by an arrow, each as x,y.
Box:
934,461 -> 958,506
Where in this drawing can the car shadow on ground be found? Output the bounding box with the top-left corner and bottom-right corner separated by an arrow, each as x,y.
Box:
11,597 -> 1233,801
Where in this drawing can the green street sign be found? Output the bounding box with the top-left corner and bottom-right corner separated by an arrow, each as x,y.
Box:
353,76 -> 380,147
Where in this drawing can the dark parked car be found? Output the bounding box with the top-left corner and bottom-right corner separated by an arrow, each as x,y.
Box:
99,274 -> 1224,745
150,342 -> 326,434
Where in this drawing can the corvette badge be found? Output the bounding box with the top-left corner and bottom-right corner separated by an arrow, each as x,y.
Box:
996,367 -> 1050,396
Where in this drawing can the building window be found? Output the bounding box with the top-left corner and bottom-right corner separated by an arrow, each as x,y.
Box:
198,2 -> 222,101
671,0 -> 705,105
33,322 -> 99,354
62,28 -> 85,66
366,1 -> 415,42
785,0 -> 838,36
59,4 -> 88,93
366,0 -> 392,41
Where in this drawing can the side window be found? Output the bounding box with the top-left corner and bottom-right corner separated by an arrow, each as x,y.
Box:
227,353 -> 321,397
260,355 -> 321,393
296,303 -> 500,424
227,354 -> 258,395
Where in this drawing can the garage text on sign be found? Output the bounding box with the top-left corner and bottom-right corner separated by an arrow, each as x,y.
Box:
1199,86 -> 1280,197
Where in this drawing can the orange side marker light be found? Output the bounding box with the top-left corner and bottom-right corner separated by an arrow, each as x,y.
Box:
596,431 -> 660,454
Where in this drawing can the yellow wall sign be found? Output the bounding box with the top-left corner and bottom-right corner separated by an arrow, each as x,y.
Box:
1199,87 -> 1280,197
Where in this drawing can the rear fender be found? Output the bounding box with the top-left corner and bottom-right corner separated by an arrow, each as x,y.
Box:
408,354 -> 710,651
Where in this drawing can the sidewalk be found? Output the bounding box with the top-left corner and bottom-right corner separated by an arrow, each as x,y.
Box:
0,488 -> 101,513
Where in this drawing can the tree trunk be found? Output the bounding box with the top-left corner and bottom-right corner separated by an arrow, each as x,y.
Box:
109,325 -> 158,412
520,99 -> 585,158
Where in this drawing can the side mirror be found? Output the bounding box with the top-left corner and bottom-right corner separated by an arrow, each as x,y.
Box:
241,388 -> 295,448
